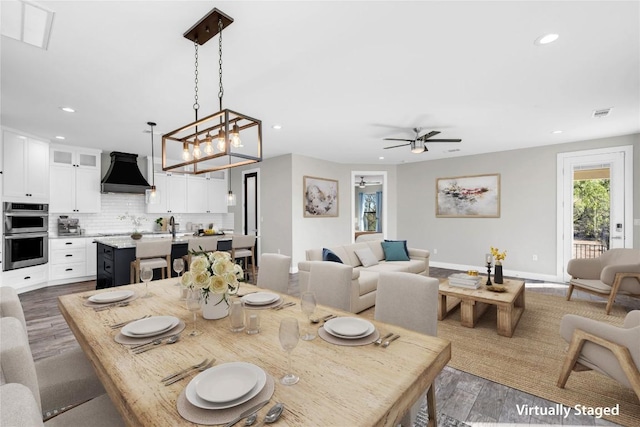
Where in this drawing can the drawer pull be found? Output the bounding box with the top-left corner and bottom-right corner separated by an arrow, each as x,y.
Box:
65,242 -> 73,245
24,276 -> 31,280
65,254 -> 73,257
65,268 -> 73,271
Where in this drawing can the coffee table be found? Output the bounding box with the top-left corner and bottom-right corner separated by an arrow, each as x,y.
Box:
438,277 -> 525,337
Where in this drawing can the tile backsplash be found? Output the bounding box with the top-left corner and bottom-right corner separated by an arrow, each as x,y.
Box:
49,193 -> 233,236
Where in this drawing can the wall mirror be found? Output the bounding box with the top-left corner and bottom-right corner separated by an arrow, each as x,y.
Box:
351,171 -> 387,242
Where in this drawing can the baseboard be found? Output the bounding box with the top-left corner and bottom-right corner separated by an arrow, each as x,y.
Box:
429,261 -> 563,283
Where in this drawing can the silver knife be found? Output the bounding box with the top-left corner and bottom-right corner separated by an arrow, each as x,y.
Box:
221,400 -> 270,427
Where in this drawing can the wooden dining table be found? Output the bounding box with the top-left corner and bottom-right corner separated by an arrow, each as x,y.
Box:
58,278 -> 451,427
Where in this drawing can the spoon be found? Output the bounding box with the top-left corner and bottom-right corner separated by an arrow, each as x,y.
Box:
310,314 -> 335,324
244,413 -> 258,426
133,334 -> 180,354
256,403 -> 284,426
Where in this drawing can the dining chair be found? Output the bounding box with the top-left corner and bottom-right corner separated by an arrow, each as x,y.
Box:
0,286 -> 28,329
256,253 -> 291,294
0,317 -> 118,423
184,236 -> 221,269
566,248 -> 640,314
129,238 -> 172,283
374,271 -> 440,427
557,310 -> 640,400
232,235 -> 257,283
0,382 -> 123,427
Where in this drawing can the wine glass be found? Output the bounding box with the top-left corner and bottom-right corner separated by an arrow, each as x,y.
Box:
185,288 -> 202,337
173,258 -> 184,286
300,291 -> 317,341
140,267 -> 153,298
279,317 -> 300,385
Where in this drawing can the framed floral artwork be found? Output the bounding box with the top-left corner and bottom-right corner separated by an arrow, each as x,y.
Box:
303,176 -> 339,217
436,173 -> 501,218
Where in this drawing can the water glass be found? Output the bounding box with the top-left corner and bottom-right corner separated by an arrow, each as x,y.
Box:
185,288 -> 202,337
300,291 -> 317,340
244,303 -> 261,335
173,258 -> 184,286
229,299 -> 245,332
279,317 -> 299,385
140,267 -> 153,298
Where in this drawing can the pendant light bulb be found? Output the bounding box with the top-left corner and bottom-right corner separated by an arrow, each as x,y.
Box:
217,128 -> 226,152
227,190 -> 236,206
192,136 -> 202,159
203,132 -> 214,155
182,142 -> 192,161
231,124 -> 242,147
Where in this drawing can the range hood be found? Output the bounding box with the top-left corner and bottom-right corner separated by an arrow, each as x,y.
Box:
101,152 -> 151,194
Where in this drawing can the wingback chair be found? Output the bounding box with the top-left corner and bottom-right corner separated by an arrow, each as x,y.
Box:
566,248 -> 640,314
557,311 -> 640,400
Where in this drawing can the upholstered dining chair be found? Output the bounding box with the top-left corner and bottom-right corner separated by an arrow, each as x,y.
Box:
0,317 -> 120,424
0,286 -> 27,329
0,382 -> 123,426
557,310 -> 640,400
129,238 -> 172,283
256,253 -> 291,294
183,236 -> 221,269
232,235 -> 257,284
374,272 -> 441,427
566,248 -> 640,314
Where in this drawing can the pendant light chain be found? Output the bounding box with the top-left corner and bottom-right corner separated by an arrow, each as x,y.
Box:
193,41 -> 200,118
218,18 -> 224,112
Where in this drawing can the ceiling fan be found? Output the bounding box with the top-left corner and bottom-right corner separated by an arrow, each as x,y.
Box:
357,176 -> 382,188
383,128 -> 461,153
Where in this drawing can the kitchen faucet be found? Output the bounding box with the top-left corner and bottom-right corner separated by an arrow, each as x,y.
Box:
169,216 -> 176,238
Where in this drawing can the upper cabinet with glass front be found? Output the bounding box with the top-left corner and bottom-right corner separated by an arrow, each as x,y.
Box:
2,129 -> 50,203
49,144 -> 102,213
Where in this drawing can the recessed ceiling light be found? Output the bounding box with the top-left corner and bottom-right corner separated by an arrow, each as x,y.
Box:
272,124 -> 282,130
534,33 -> 559,45
378,156 -> 384,160
59,106 -> 75,113
551,130 -> 563,134
55,136 -> 65,140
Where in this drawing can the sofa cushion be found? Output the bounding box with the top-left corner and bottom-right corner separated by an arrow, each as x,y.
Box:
384,239 -> 409,258
358,271 -> 379,296
365,240 -> 386,261
322,248 -> 343,263
381,241 -> 410,261
354,248 -> 379,268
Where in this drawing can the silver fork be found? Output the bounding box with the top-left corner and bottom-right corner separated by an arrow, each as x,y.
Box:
382,334 -> 401,348
164,359 -> 215,385
109,315 -> 150,329
94,301 -> 129,311
374,332 -> 393,346
161,358 -> 209,382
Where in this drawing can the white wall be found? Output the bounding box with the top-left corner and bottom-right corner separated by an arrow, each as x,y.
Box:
397,133 -> 639,281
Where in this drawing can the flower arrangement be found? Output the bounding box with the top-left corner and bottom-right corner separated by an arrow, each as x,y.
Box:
118,212 -> 147,232
490,247 -> 507,265
180,251 -> 243,304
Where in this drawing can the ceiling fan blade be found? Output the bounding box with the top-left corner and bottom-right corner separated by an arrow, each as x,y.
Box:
417,130 -> 440,141
383,143 -> 411,149
383,138 -> 414,142
424,139 -> 462,143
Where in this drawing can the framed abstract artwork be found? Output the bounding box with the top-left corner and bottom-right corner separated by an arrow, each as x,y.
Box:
303,176 -> 339,217
436,173 -> 501,218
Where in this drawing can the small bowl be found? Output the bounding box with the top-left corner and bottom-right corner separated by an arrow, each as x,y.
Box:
467,270 -> 479,276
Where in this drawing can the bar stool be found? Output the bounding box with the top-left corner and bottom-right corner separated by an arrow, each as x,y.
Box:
232,235 -> 256,284
130,239 -> 172,284
183,236 -> 221,269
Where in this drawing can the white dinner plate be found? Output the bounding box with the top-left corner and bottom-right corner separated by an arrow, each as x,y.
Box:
121,316 -> 179,338
241,292 -> 279,306
195,363 -> 259,403
88,290 -> 134,304
186,362 -> 267,410
324,317 -> 375,339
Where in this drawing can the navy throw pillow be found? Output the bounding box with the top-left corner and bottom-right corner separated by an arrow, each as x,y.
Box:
381,241 -> 410,261
322,248 -> 343,263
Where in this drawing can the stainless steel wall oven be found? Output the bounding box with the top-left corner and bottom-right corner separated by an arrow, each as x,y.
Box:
3,202 -> 49,271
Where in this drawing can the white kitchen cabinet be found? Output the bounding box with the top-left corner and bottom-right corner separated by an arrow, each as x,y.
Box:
186,175 -> 228,214
86,239 -> 97,276
49,238 -> 87,280
2,130 -> 49,202
146,172 -> 187,214
49,145 -> 101,213
1,264 -> 47,292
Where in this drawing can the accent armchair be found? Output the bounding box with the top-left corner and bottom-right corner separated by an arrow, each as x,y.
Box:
557,310 -> 640,400
566,248 -> 640,314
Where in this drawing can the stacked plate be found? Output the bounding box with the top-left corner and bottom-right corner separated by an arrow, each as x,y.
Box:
88,290 -> 134,304
186,362 -> 267,409
323,317 -> 376,340
121,316 -> 180,338
241,292 -> 281,307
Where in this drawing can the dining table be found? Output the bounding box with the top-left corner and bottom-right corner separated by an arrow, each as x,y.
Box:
58,278 -> 451,427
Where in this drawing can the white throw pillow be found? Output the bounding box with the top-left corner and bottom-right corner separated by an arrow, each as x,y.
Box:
355,248 -> 379,267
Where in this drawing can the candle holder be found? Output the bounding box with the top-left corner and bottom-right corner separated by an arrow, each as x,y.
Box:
486,262 -> 493,286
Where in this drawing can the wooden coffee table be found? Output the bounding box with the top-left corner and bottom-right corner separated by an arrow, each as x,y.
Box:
438,277 -> 525,337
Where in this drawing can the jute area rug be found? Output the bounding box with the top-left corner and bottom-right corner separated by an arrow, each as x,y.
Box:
435,290 -> 639,427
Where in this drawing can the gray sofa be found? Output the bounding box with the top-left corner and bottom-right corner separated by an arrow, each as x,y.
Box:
298,240 -> 430,313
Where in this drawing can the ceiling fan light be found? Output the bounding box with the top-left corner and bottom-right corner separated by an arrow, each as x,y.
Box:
410,141 -> 425,154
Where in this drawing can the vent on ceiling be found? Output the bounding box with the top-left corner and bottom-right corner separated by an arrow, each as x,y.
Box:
592,108 -> 612,118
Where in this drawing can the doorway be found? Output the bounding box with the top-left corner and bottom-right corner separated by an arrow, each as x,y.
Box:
243,170 -> 259,262
351,171 -> 387,242
557,146 -> 633,281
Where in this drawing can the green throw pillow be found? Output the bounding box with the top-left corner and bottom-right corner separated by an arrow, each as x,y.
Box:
381,241 -> 410,261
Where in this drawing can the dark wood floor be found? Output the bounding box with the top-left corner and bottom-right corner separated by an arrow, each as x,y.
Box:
17,268 -> 636,426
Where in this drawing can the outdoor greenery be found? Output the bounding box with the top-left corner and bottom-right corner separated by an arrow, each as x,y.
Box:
573,179 -> 610,242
